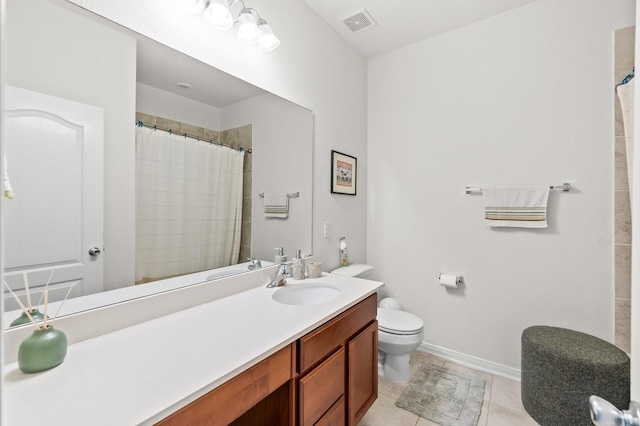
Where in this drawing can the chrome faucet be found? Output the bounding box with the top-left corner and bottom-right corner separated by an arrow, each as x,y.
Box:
247,258 -> 262,270
266,264 -> 291,288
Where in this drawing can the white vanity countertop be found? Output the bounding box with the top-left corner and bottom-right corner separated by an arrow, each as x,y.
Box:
4,273 -> 383,425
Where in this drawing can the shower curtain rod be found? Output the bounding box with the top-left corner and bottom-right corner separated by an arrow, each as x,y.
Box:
617,67 -> 634,87
135,121 -> 252,153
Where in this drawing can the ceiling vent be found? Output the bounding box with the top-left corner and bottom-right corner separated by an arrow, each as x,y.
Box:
342,8 -> 377,33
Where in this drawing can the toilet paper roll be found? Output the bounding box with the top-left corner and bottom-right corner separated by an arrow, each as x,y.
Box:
439,273 -> 459,288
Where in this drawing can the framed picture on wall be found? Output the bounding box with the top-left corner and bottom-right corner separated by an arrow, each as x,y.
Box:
331,150 -> 357,195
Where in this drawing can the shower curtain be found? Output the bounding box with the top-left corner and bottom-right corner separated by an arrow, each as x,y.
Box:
135,126 -> 244,282
617,78 -> 635,201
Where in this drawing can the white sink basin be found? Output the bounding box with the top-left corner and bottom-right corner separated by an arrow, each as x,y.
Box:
272,283 -> 341,306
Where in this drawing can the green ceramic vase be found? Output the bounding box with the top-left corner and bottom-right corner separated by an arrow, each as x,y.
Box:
18,325 -> 68,374
10,308 -> 47,327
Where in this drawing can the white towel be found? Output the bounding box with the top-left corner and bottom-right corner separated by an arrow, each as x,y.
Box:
482,186 -> 550,228
263,192 -> 289,218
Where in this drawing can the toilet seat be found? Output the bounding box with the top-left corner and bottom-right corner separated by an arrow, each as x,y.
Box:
377,308 -> 424,336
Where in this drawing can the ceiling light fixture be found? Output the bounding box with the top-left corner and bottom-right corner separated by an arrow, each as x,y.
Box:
174,0 -> 280,52
203,0 -> 234,30
173,0 -> 206,15
236,8 -> 260,44
257,19 -> 280,52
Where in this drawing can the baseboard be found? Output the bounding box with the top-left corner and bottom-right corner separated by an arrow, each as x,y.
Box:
418,341 -> 521,382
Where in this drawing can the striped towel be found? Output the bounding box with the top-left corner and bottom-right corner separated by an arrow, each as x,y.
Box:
482,186 -> 550,228
263,192 -> 289,218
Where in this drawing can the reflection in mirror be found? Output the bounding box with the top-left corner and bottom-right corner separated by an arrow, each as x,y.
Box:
2,0 -> 313,327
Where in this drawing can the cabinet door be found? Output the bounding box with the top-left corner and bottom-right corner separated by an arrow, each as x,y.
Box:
347,321 -> 378,425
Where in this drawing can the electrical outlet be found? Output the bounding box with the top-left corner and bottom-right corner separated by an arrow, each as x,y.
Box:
323,221 -> 332,238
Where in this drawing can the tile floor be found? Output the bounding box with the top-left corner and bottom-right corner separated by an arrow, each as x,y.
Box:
359,351 -> 540,426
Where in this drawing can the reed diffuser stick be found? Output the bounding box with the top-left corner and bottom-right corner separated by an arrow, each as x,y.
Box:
52,284 -> 76,325
36,270 -> 55,307
2,280 -> 39,328
43,290 -> 49,328
22,272 -> 32,311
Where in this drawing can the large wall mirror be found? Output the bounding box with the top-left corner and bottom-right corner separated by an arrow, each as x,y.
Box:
1,0 -> 313,328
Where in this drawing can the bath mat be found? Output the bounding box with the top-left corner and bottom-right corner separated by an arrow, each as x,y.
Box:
395,364 -> 485,426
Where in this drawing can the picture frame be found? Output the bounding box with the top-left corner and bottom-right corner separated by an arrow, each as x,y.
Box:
331,150 -> 357,195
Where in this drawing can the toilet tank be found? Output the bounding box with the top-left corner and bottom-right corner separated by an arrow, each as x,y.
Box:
330,264 -> 373,278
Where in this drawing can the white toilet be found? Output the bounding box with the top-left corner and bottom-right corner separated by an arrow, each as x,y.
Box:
331,264 -> 425,383
376,298 -> 424,382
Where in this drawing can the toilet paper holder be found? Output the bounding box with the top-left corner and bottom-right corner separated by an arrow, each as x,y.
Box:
439,273 -> 463,287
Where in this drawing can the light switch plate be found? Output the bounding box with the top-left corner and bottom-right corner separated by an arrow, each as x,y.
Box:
323,221 -> 332,238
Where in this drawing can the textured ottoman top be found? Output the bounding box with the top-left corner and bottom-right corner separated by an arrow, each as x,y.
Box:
522,326 -> 630,426
523,326 -> 629,367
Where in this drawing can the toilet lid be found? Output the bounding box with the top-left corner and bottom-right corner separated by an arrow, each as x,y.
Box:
377,308 -> 424,335
330,264 -> 373,277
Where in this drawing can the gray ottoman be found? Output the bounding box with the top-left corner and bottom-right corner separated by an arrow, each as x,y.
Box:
521,326 -> 630,426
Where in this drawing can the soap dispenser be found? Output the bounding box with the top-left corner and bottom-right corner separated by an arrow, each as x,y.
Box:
274,247 -> 287,264
339,237 -> 349,266
292,249 -> 305,280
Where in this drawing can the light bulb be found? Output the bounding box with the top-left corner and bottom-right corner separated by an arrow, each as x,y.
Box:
257,20 -> 280,52
237,9 -> 260,44
204,0 -> 234,30
173,0 -> 206,14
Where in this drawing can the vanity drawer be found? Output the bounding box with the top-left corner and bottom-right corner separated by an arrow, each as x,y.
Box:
316,396 -> 346,426
299,346 -> 345,426
299,294 -> 376,373
157,343 -> 294,426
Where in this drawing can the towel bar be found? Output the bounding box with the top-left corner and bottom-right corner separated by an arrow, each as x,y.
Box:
258,192 -> 300,198
464,183 -> 570,195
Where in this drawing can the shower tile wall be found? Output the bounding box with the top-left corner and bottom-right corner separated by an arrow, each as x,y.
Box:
135,113 -> 253,265
614,26 -> 634,354
223,125 -> 253,263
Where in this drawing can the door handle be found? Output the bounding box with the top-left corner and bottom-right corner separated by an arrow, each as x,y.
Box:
590,396 -> 640,426
88,247 -> 102,257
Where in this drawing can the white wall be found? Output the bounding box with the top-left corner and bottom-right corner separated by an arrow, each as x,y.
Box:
6,0 -> 137,292
368,0 -> 635,369
222,94 -> 314,261
67,0 -> 369,272
136,82 -> 221,130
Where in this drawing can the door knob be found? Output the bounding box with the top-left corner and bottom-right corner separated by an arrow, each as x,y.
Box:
88,247 -> 102,257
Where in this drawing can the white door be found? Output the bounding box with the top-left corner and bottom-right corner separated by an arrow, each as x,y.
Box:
3,85 -> 104,311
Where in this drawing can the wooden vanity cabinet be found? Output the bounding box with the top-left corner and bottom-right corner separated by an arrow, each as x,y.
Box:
156,293 -> 377,426
156,344 -> 295,426
316,396 -> 346,426
299,347 -> 346,425
347,320 -> 378,424
297,293 -> 378,425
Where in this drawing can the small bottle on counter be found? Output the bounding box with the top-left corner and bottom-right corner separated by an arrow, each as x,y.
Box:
292,249 -> 305,280
339,237 -> 349,266
274,247 -> 287,264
